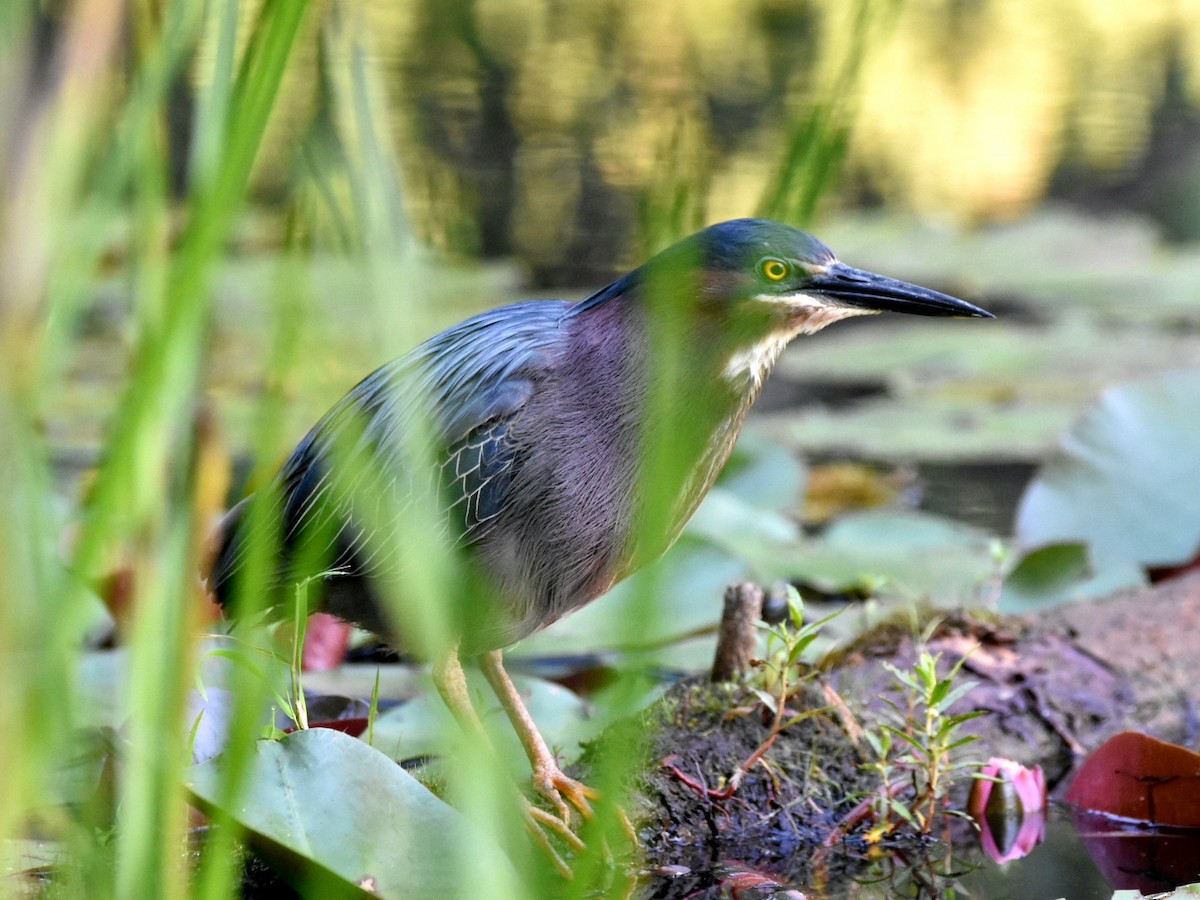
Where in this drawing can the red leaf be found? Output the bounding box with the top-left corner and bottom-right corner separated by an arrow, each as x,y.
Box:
1065,731 -> 1200,827
1147,545 -> 1200,584
718,862 -> 807,899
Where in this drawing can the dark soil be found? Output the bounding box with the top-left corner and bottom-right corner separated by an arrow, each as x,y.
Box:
619,678 -> 885,898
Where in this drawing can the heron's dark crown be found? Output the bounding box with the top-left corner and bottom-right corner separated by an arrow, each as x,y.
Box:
686,218 -> 836,273
571,218 -> 836,316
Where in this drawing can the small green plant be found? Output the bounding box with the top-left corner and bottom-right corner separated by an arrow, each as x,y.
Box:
722,587 -> 838,794
753,585 -> 840,712
202,568 -> 345,740
864,648 -> 983,834
281,571 -> 351,731
287,578 -> 313,731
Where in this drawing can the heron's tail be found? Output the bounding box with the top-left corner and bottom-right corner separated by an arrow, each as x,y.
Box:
206,495 -> 253,609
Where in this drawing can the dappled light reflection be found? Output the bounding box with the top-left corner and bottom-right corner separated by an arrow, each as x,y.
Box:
231,0 -> 1200,279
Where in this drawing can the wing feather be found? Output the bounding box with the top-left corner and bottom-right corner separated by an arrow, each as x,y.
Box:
211,300 -> 568,598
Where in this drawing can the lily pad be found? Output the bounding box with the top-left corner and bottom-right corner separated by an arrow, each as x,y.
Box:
188,728 -> 517,897
783,510 -> 998,605
717,430 -> 808,513
1015,369 -> 1200,569
758,390 -> 1078,464
518,539 -> 747,657
999,543 -> 1145,613
1066,731 -> 1200,827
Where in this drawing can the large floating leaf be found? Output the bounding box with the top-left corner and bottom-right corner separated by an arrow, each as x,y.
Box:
1016,369 -> 1200,569
517,539 -> 746,657
788,509 -> 997,603
189,729 -> 517,898
759,389 -> 1082,464
1066,733 -> 1200,893
716,430 -> 808,513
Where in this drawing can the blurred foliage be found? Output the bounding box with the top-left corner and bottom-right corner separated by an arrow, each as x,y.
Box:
1,0 -> 318,896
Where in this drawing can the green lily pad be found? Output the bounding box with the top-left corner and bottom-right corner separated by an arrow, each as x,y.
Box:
1000,542 -> 1145,613
1015,368 -> 1200,568
717,430 -> 808,512
1003,542 -> 1089,597
684,487 -> 802,564
758,390 -> 1078,464
188,728 -> 517,897
783,510 -> 998,605
522,503 -> 1000,660
517,539 -> 746,658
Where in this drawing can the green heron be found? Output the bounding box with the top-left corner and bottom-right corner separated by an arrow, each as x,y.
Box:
210,218 -> 991,869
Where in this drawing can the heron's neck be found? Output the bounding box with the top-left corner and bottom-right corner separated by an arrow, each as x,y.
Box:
722,332 -> 791,396
568,295 -> 767,568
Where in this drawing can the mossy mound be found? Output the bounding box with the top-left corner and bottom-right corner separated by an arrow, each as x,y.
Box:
584,677 -> 889,894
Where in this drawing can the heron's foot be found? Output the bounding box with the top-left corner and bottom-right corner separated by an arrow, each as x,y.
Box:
532,761 -> 598,825
522,799 -> 585,879
527,763 -> 639,871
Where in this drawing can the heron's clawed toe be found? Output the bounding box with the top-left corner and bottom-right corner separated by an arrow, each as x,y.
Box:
537,766 -> 637,844
533,762 -> 598,824
523,802 -> 584,878
521,765 -> 639,878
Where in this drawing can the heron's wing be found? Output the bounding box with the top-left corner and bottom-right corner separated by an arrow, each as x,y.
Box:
438,401 -> 523,541
265,300 -> 568,581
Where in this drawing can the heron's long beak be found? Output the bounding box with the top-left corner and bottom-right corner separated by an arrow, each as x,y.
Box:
807,262 -> 993,318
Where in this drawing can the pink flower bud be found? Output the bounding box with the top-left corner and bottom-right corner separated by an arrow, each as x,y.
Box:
968,757 -> 1048,862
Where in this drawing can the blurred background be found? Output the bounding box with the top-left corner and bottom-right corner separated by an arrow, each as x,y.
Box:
220,0 -> 1200,267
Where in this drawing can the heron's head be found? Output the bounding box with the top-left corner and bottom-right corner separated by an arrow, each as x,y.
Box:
635,218 -> 993,385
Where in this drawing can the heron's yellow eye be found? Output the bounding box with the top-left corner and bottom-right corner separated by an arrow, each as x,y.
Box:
760,258 -> 789,282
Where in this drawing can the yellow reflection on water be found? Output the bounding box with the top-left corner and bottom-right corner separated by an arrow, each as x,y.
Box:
228,0 -> 1200,259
